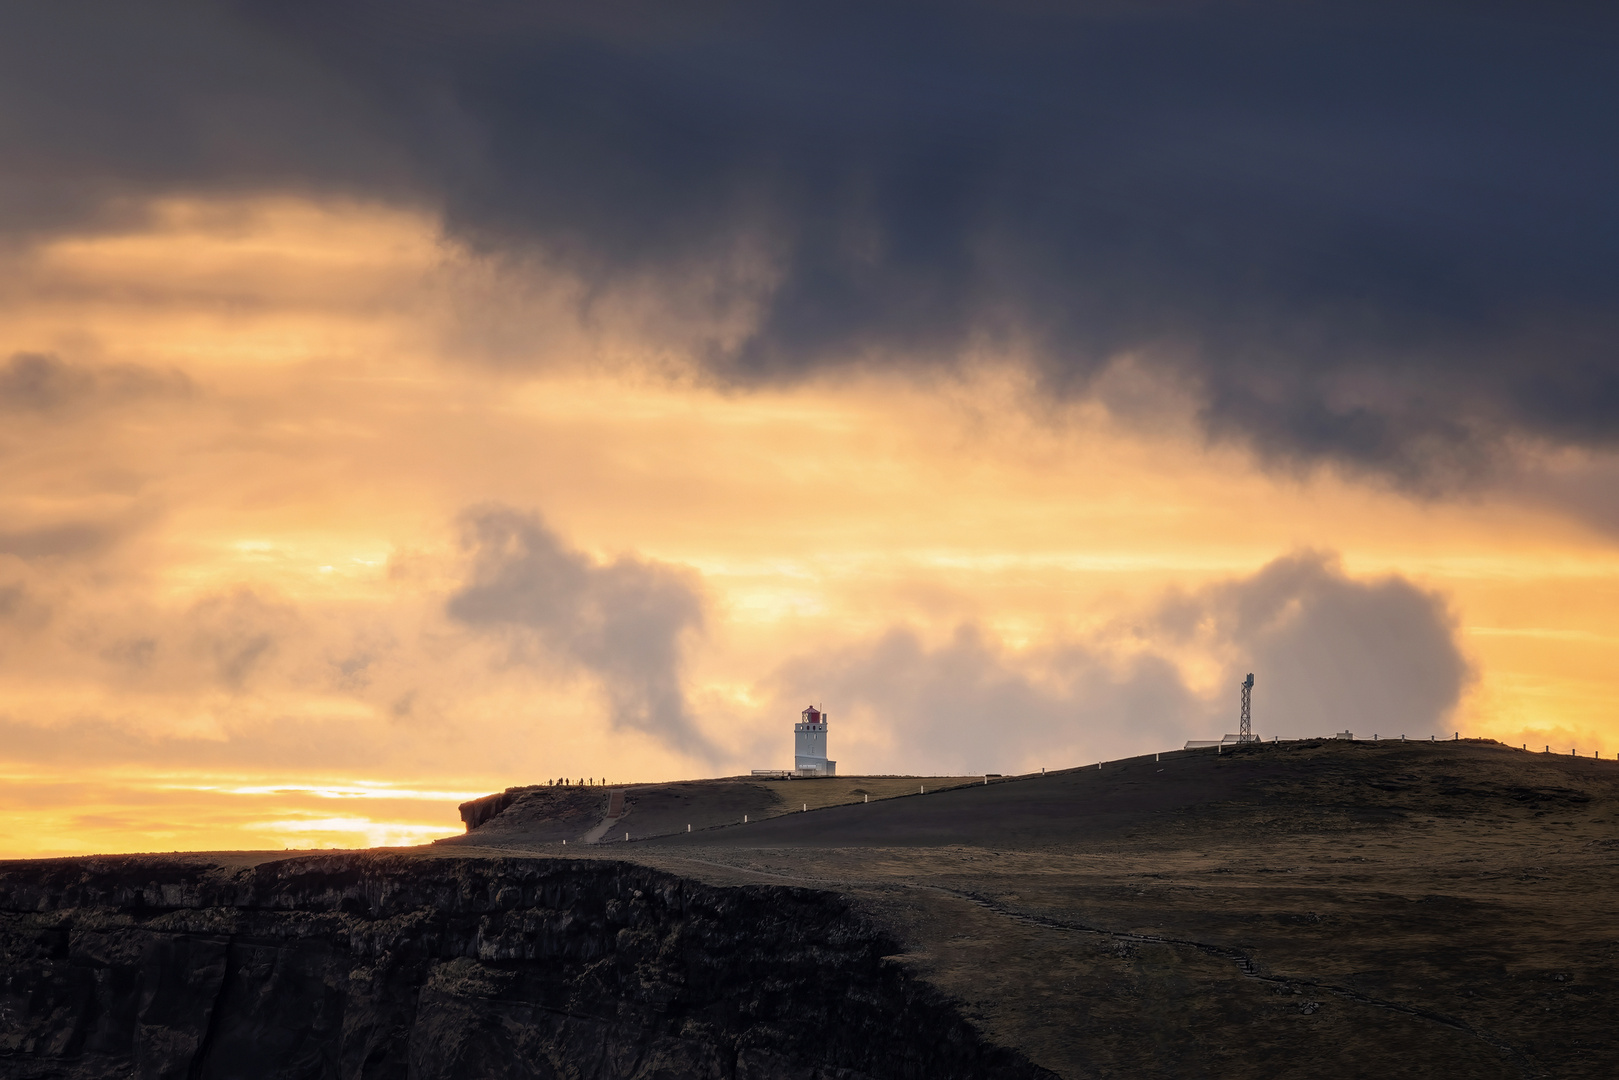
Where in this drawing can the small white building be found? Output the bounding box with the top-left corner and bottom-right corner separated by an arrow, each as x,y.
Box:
794,705 -> 836,776
1184,734 -> 1247,749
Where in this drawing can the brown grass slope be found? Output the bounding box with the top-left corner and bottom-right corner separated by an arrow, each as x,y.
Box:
589,739 -> 1618,1080
440,775 -> 985,849
9,740 -> 1606,1079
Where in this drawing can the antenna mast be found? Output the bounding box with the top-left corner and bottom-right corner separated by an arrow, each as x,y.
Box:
1239,673 -> 1255,743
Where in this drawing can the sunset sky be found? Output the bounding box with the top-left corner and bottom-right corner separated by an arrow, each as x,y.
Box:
3,2 -> 1617,857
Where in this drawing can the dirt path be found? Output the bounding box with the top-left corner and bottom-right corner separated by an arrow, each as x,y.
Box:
582,789 -> 625,844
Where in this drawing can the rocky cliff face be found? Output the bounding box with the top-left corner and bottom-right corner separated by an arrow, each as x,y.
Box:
458,789 -> 524,830
0,855 -> 1048,1080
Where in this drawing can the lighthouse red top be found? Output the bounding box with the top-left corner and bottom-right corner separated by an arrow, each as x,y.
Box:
801,706 -> 823,726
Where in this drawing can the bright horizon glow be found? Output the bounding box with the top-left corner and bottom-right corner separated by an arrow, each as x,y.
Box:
2,195 -> 1616,859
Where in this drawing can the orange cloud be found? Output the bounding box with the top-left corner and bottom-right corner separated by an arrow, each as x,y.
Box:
1,195 -> 1616,858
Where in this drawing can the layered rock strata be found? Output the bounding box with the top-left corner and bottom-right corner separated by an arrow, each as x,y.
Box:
0,854 -> 1048,1080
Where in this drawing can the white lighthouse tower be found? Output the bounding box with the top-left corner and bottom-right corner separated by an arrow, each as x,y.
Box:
794,705 -> 836,776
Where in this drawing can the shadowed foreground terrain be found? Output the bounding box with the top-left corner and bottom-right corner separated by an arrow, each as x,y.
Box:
2,740 -> 1615,1078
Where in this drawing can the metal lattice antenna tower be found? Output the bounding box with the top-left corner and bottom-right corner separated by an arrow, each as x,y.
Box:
1243,676 -> 1256,744
1239,673 -> 1255,743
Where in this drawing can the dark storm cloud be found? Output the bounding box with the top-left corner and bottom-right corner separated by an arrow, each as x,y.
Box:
6,2 -> 1618,484
447,506 -> 713,759
0,3 -> 408,241
777,552 -> 1469,770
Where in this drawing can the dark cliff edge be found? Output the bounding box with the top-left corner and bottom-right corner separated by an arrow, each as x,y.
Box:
458,789 -> 525,831
0,854 -> 1051,1080
453,787 -> 608,842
